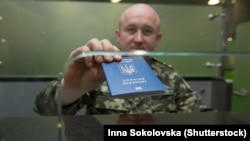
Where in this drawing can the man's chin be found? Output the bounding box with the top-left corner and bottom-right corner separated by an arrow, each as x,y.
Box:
130,48 -> 146,51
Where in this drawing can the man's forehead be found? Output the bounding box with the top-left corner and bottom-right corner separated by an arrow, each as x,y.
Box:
121,14 -> 158,27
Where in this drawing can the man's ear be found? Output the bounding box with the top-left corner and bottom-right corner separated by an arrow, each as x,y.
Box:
115,29 -> 120,43
156,32 -> 162,45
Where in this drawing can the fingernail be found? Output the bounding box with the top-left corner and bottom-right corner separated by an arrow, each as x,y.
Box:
87,62 -> 92,67
97,56 -> 103,62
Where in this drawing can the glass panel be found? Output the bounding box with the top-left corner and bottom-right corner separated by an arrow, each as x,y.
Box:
0,0 -> 222,76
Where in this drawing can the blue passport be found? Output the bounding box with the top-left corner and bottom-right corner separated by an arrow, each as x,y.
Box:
101,56 -> 165,97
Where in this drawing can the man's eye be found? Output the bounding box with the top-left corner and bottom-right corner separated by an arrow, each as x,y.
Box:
126,28 -> 136,33
143,29 -> 153,35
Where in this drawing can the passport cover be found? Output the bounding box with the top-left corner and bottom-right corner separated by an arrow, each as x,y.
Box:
101,56 -> 165,97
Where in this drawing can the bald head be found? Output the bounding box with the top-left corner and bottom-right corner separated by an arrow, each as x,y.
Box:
115,3 -> 162,51
119,3 -> 161,31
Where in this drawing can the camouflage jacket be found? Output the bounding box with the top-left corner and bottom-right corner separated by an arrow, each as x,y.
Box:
33,57 -> 209,116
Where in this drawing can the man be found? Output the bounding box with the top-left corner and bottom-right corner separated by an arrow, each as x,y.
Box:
33,3 -> 210,116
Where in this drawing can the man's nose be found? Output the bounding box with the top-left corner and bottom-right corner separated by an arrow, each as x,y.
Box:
134,31 -> 143,42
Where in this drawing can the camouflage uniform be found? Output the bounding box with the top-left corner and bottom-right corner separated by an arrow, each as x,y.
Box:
33,57 -> 209,116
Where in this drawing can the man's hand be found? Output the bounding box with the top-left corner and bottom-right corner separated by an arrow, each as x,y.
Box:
56,38 -> 122,106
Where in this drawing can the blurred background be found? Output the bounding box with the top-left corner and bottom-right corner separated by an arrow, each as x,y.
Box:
0,0 -> 249,117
